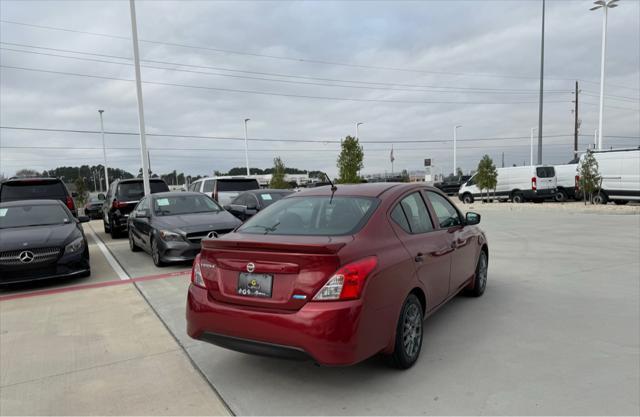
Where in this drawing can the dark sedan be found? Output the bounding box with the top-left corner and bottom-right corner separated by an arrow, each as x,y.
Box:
128,192 -> 241,267
84,196 -> 104,219
0,200 -> 90,284
225,189 -> 293,221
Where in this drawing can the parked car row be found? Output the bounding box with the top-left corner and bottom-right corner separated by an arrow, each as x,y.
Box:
457,148 -> 640,205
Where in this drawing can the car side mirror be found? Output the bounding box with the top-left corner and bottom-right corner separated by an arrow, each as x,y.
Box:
246,204 -> 257,210
97,193 -> 106,200
78,215 -> 90,223
137,209 -> 151,218
223,205 -> 231,211
71,192 -> 78,198
465,212 -> 481,225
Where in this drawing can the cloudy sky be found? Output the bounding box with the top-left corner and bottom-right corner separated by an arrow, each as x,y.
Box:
1,0 -> 638,180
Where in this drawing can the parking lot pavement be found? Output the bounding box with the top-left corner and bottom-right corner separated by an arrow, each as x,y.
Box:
118,209 -> 639,415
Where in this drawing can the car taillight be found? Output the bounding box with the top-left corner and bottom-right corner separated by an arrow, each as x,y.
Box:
66,196 -> 75,210
575,175 -> 580,191
313,256 -> 378,301
191,255 -> 206,288
112,199 -> 126,209
531,177 -> 537,191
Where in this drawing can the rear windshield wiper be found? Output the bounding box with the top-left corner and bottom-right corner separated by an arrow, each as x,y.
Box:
242,222 -> 280,234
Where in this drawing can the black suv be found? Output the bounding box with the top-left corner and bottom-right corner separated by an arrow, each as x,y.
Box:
102,178 -> 169,238
0,177 -> 77,216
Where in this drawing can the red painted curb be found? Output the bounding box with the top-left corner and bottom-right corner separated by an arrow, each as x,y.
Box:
0,270 -> 190,302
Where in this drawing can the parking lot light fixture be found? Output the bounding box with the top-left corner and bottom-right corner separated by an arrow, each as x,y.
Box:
98,110 -> 108,192
355,122 -> 363,140
530,127 -> 537,165
243,118 -> 251,176
590,0 -> 619,150
453,125 -> 462,175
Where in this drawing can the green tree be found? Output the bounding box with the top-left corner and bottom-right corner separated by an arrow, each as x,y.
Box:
269,157 -> 288,189
15,168 -> 40,177
578,151 -> 601,205
74,177 -> 88,206
475,155 -> 498,202
337,135 -> 364,184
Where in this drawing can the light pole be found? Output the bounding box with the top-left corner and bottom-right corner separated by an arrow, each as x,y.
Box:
355,122 -> 363,140
98,110 -> 109,192
530,127 -> 537,165
590,0 -> 618,150
537,0 -> 545,165
129,0 -> 151,196
453,125 -> 462,175
244,118 -> 250,176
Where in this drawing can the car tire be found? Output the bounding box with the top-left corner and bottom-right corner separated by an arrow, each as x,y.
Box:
110,219 -> 122,238
151,237 -> 166,267
129,230 -> 141,252
592,192 -> 608,205
614,200 -> 629,205
466,250 -> 488,297
554,189 -> 568,202
512,192 -> 524,203
462,193 -> 474,204
103,217 -> 110,233
388,294 -> 424,370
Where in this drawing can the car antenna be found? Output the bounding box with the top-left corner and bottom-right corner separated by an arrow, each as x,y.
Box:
323,172 -> 338,204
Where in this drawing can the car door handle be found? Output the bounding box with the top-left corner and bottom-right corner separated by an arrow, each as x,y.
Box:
414,253 -> 424,263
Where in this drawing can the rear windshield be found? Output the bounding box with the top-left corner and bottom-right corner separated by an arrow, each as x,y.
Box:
153,194 -> 221,216
257,192 -> 290,207
116,181 -> 169,200
217,179 -> 259,192
238,196 -> 378,236
0,181 -> 66,201
536,167 -> 555,178
0,204 -> 70,229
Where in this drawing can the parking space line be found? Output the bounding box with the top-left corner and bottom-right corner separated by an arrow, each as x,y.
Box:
85,224 -> 130,281
0,270 -> 190,302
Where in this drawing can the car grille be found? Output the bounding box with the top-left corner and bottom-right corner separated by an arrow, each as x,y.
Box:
186,229 -> 234,244
0,247 -> 61,266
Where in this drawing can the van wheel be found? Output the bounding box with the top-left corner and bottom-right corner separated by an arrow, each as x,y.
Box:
592,192 -> 608,205
462,193 -> 474,204
512,192 -> 524,203
614,200 -> 629,205
466,250 -> 488,297
388,294 -> 423,369
554,189 -> 567,202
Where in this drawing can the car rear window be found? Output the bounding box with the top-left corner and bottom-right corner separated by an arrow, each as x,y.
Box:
238,196 -> 378,236
217,179 -> 259,192
258,192 -> 289,207
0,181 -> 66,201
536,167 -> 555,178
0,204 -> 70,229
116,181 -> 169,200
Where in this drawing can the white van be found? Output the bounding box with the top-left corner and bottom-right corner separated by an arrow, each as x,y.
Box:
458,165 -> 557,204
553,163 -> 580,202
188,177 -> 260,206
580,148 -> 640,205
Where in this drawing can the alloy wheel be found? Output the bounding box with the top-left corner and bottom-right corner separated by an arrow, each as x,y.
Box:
478,252 -> 488,291
402,303 -> 422,358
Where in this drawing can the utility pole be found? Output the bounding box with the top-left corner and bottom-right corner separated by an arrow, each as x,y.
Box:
501,152 -> 505,168
244,118 -> 250,176
129,0 -> 151,196
573,81 -> 580,160
537,0 -> 545,165
98,110 -> 109,193
453,125 -> 462,175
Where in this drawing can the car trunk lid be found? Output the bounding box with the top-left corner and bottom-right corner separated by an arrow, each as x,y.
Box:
199,233 -> 351,310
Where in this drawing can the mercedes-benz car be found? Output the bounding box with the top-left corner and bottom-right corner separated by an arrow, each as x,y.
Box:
127,191 -> 241,266
0,200 -> 90,284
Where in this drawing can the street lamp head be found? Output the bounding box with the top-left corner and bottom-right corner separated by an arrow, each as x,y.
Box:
455,125 -> 462,129
244,118 -> 250,123
356,122 -> 363,127
98,109 -> 104,114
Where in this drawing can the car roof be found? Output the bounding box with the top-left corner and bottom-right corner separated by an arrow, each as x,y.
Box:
118,178 -> 166,183
3,177 -> 61,184
0,199 -> 64,208
149,191 -> 203,198
294,182 -> 436,198
246,189 -> 293,195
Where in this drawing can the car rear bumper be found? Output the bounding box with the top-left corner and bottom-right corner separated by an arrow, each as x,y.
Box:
186,284 -> 369,366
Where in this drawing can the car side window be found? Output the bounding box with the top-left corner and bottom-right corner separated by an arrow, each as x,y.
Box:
234,194 -> 248,206
426,191 -> 461,228
397,192 -> 433,234
189,182 -> 198,192
203,180 -> 214,193
390,204 -> 411,233
136,197 -> 149,214
246,194 -> 258,208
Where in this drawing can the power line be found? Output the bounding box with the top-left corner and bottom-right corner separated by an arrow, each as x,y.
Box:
0,43 -> 572,95
0,64 -> 571,106
3,18 -> 638,90
0,46 -> 572,97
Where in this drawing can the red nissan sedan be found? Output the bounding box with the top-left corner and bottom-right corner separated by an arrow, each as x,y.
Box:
186,183 -> 488,369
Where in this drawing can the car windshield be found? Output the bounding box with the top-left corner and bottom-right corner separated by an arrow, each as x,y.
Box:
117,181 -> 169,200
0,181 -> 66,201
0,204 -> 70,229
217,179 -> 259,192
152,194 -> 222,216
237,196 -> 378,236
257,192 -> 290,207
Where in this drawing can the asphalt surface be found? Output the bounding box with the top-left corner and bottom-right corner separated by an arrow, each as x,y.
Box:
2,209 -> 639,415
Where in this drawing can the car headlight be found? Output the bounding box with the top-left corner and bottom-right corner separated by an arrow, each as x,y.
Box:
159,230 -> 183,241
64,236 -> 85,255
